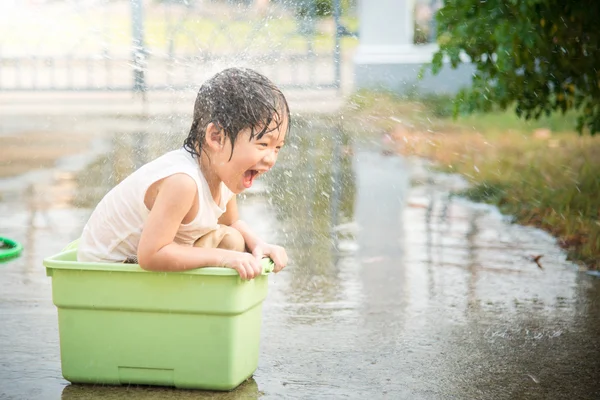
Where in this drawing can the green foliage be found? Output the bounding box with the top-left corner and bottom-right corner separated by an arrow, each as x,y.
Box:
431,0 -> 600,135
294,0 -> 354,17
314,0 -> 333,16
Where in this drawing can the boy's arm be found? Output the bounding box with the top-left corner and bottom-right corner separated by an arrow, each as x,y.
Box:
137,175 -> 261,278
221,196 -> 288,272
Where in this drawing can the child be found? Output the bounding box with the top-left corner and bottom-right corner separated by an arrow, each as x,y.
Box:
77,68 -> 289,280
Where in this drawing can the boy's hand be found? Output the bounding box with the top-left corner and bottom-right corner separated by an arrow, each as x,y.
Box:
252,242 -> 288,273
221,251 -> 263,280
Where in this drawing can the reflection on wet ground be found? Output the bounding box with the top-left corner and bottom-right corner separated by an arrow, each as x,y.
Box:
1,118 -> 599,399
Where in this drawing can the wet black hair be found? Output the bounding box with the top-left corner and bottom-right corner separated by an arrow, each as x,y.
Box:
183,67 -> 290,160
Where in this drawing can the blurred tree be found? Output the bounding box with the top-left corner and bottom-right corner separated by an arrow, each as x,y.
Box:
431,0 -> 600,135
292,0 -> 354,18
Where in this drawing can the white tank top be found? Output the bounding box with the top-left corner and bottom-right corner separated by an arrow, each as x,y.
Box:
77,147 -> 235,263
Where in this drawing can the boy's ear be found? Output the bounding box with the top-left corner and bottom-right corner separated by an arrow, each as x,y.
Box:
205,123 -> 225,150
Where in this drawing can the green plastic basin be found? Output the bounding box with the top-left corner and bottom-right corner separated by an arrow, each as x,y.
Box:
43,246 -> 274,391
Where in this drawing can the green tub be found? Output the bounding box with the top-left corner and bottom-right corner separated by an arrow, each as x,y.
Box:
43,244 -> 274,391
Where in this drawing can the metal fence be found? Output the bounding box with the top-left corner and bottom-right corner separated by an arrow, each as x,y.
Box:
0,0 -> 343,92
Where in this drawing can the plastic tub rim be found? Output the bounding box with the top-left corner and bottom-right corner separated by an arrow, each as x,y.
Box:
43,249 -> 274,276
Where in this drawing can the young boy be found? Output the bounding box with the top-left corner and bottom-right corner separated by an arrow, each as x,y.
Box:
77,68 -> 289,280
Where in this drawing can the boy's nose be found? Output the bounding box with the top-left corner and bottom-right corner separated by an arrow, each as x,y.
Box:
263,149 -> 278,167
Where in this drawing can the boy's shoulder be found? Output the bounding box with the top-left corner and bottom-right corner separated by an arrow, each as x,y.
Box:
163,172 -> 197,186
160,173 -> 198,197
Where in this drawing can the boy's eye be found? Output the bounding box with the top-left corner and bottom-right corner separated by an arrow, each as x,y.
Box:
258,143 -> 269,147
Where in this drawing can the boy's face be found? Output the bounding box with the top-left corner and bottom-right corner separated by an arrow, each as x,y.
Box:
213,116 -> 288,194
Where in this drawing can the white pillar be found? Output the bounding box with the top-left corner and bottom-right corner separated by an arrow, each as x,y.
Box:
353,0 -> 472,93
358,0 -> 414,49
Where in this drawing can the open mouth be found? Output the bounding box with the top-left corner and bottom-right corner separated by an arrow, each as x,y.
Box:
243,169 -> 259,188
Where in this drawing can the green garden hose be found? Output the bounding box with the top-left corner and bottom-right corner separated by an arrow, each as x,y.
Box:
0,237 -> 23,262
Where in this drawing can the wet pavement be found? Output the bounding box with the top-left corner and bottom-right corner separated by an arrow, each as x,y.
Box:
1,117 -> 600,399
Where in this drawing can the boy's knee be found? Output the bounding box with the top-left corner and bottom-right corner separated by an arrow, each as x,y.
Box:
218,226 -> 246,252
194,225 -> 245,252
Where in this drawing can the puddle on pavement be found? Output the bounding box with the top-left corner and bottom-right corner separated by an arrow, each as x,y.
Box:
1,117 -> 599,399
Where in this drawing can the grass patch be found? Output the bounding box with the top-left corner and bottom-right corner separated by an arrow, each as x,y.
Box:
343,89 -> 600,269
458,183 -> 508,204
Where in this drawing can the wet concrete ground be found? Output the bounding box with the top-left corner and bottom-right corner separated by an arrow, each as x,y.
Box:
1,117 -> 600,399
